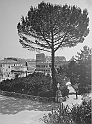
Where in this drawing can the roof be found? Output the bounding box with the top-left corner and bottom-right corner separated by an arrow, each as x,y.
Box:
0,60 -> 19,64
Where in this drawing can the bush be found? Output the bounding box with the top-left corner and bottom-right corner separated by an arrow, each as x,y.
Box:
40,94 -> 91,124
39,90 -> 54,97
71,96 -> 91,124
61,86 -> 69,97
40,103 -> 73,124
78,86 -> 91,95
0,73 -> 52,96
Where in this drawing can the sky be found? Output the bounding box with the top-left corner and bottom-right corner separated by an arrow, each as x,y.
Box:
0,0 -> 92,60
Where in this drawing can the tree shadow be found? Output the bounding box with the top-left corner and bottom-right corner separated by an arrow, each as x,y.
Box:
0,95 -> 58,115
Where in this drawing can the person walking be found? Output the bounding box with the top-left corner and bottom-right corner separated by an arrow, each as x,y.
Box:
73,83 -> 79,99
75,89 -> 78,99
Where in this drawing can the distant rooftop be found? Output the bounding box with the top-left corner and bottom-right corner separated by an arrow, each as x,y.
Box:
0,60 -> 20,64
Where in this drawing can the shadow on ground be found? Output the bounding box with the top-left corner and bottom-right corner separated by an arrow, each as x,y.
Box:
0,95 -> 58,115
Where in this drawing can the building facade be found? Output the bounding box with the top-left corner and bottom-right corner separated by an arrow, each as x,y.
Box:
36,53 -> 68,75
26,59 -> 36,74
0,59 -> 28,82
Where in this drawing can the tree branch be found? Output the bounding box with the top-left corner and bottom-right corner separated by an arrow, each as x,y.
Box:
19,32 -> 51,50
19,39 -> 51,52
54,33 -> 65,44
35,47 -> 51,52
54,32 -> 67,52
19,33 -> 37,45
39,25 -> 52,49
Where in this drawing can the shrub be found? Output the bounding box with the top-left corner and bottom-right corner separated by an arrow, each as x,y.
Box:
61,86 -> 69,97
40,94 -> 91,124
39,90 -> 54,97
71,96 -> 91,124
40,103 -> 73,124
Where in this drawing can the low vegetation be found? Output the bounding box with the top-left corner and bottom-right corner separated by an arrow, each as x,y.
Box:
40,95 -> 91,124
0,72 -> 53,97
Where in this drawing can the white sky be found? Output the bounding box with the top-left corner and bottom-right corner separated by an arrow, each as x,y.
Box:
0,0 -> 92,60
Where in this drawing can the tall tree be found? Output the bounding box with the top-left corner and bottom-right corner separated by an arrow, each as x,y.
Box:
67,58 -> 78,84
64,46 -> 91,94
75,46 -> 91,93
17,2 -> 89,96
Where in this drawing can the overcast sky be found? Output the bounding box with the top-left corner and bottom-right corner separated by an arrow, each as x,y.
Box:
0,0 -> 92,60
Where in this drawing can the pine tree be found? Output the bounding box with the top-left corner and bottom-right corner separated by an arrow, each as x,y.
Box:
17,2 -> 89,97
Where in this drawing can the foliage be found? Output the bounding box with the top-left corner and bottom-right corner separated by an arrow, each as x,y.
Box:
57,64 -> 68,76
40,94 -> 91,124
39,90 -> 54,97
4,57 -> 18,61
40,103 -> 73,124
75,46 -> 91,93
57,45 -> 91,94
0,72 -> 52,96
61,86 -> 69,97
17,1 -> 89,96
17,2 -> 89,51
55,73 -> 65,84
75,46 -> 91,94
71,96 -> 91,124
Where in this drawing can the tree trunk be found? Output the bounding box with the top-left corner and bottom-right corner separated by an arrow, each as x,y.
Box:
51,48 -> 57,98
51,30 -> 57,99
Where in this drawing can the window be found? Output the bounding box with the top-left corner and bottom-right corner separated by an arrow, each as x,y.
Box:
36,65 -> 40,67
49,64 -> 51,67
2,64 -> 4,67
41,65 -> 44,68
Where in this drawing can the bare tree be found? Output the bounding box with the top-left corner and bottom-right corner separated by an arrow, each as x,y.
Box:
17,1 -> 89,97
